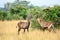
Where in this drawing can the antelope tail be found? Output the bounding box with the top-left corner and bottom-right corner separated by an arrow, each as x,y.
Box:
16,26 -> 17,28
51,24 -> 54,29
51,24 -> 56,33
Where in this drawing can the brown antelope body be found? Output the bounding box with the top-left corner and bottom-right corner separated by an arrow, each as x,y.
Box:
16,20 -> 30,35
37,18 -> 55,32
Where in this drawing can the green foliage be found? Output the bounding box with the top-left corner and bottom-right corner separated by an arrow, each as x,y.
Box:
6,13 -> 20,20
0,11 -> 7,21
31,19 -> 41,29
30,6 -> 42,19
0,0 -> 60,29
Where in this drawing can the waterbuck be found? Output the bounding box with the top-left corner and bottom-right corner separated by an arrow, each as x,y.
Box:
16,20 -> 30,35
37,18 -> 55,32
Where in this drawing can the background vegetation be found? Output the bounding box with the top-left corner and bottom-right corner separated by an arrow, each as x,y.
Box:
0,0 -> 60,29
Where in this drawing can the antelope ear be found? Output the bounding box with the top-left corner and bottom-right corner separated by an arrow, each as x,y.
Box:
37,18 -> 39,21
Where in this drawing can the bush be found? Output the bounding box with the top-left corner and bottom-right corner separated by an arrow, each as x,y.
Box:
31,19 -> 41,30
0,11 -> 7,21
6,13 -> 20,20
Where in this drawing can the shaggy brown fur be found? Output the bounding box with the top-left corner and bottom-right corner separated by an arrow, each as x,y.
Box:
37,18 -> 55,32
16,20 -> 30,35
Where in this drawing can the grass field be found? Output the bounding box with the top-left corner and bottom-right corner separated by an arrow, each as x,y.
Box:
0,20 -> 60,40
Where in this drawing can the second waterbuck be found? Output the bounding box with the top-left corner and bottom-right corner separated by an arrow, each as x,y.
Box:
37,18 -> 55,32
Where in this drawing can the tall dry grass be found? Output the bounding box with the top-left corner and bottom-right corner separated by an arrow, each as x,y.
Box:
0,20 -> 60,40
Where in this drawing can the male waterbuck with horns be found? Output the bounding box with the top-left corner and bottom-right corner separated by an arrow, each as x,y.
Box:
16,19 -> 30,35
37,18 -> 55,32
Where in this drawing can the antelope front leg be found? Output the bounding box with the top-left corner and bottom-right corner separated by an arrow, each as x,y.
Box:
27,28 -> 29,32
24,29 -> 25,32
18,28 -> 21,35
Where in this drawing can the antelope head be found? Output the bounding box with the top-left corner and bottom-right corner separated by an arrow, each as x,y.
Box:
37,18 -> 42,22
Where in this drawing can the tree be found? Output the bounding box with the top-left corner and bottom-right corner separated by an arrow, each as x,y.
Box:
4,2 -> 12,11
0,11 -> 7,21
